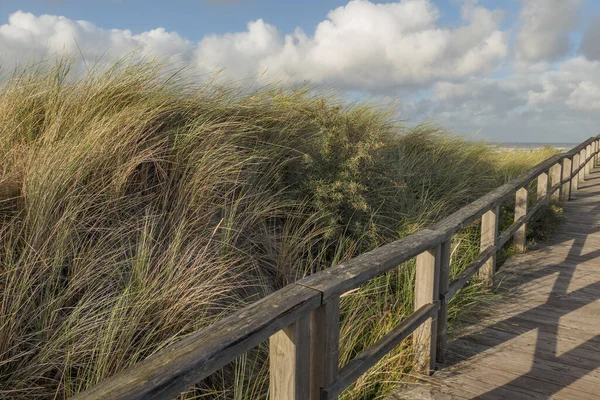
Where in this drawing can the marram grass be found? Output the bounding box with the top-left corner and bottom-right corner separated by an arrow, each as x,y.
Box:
0,60 -> 562,399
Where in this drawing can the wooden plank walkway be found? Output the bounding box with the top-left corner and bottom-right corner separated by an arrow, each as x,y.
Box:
391,168 -> 600,400
75,138 -> 600,400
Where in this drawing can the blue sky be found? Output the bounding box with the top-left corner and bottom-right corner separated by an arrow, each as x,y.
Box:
1,0 -> 600,142
0,0 -> 524,40
0,0 -> 373,38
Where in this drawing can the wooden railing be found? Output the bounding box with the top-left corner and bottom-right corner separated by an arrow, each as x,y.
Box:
72,136 -> 600,400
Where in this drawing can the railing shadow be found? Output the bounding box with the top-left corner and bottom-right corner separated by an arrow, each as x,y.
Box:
441,175 -> 600,399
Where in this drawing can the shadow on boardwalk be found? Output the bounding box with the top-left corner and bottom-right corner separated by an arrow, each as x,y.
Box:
392,170 -> 600,400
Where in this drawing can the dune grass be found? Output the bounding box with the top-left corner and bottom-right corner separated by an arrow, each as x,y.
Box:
0,60 -> 564,399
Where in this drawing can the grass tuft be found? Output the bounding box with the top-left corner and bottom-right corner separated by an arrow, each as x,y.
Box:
0,59 -> 563,399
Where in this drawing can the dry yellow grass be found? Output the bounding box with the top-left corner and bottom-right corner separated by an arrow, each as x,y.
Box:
0,59 -> 562,399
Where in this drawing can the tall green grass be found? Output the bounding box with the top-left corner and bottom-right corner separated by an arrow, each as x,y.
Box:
0,60 -> 562,399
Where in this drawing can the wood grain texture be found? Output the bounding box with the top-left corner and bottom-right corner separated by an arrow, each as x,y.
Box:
390,166 -> 600,400
479,206 -> 499,286
572,153 -> 580,191
513,187 -> 528,253
563,157 -> 573,201
436,240 -> 451,363
71,284 -> 321,400
297,154 -> 563,303
551,162 -> 562,202
270,316 -> 311,400
414,246 -> 441,375
310,298 -> 340,400
537,171 -> 548,199
586,145 -> 592,176
321,303 -> 439,399
74,138 -> 600,400
297,143 -> 594,302
579,149 -> 586,183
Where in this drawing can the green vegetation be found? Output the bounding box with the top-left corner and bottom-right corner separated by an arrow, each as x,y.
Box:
0,60 -> 563,399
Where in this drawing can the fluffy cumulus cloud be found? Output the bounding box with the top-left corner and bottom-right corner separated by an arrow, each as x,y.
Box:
0,11 -> 195,68
0,1 -> 507,93
515,0 -> 582,62
1,0 -> 600,141
195,0 -> 507,91
398,56 -> 600,141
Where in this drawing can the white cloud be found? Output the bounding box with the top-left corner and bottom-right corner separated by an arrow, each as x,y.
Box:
194,19 -> 284,77
567,81 -> 600,110
399,56 -> 600,141
0,1 -> 508,93
193,0 -> 507,91
515,0 -> 582,62
580,15 -> 600,61
0,11 -> 194,69
1,0 -> 599,142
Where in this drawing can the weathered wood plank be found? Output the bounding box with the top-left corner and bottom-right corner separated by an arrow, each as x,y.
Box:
445,203 -> 544,300
513,187 -> 528,253
447,244 -> 496,300
537,171 -> 548,200
452,314 -> 600,353
297,228 -> 447,302
414,246 -> 441,375
586,145 -> 592,176
75,137 -> 600,400
449,329 -> 600,367
579,149 -> 586,183
562,157 -> 573,201
390,160 -> 600,400
565,136 -> 598,157
479,206 -> 499,286
551,162 -> 562,202
321,303 -> 439,399
445,362 -> 598,400
298,150 -> 581,302
71,284 -> 321,400
572,153 -> 580,191
310,298 -> 340,400
436,240 -> 451,363
270,316 -> 311,400
447,341 -> 600,394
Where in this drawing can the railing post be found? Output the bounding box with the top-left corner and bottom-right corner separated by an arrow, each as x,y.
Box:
572,153 -> 580,192
579,149 -> 586,183
586,145 -> 592,176
270,316 -> 311,400
310,298 -> 340,400
479,206 -> 499,286
514,187 -> 528,253
551,162 -> 562,202
562,157 -> 572,201
436,240 -> 451,363
414,245 -> 441,375
537,170 -> 548,200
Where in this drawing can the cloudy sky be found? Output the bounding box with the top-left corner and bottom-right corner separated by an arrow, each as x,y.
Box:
1,0 -> 599,143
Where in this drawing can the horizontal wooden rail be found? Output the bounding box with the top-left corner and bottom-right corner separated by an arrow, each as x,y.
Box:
447,244 -> 497,300
320,302 -> 439,399
71,284 -> 322,400
73,135 -> 600,400
446,186 -> 551,300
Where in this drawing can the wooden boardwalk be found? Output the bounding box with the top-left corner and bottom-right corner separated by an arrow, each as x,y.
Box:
75,137 -> 600,400
392,168 -> 600,399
